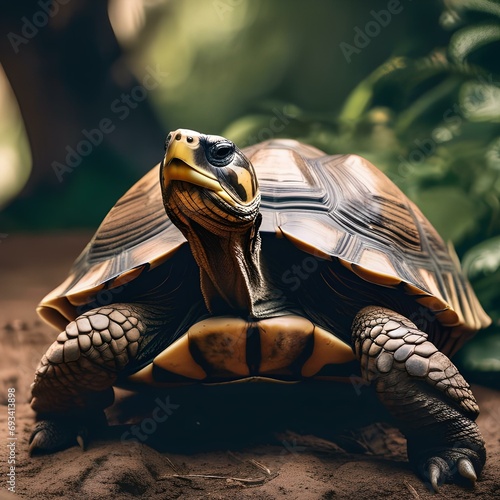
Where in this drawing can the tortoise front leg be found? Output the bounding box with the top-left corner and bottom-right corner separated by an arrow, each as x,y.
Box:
29,304 -> 148,455
351,306 -> 486,491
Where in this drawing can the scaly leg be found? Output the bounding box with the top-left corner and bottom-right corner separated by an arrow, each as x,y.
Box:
29,304 -> 149,455
351,306 -> 485,491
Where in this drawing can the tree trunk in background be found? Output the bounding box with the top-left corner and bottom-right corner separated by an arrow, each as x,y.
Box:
0,0 -> 167,228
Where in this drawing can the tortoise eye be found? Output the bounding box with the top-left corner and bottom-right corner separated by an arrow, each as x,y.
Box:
207,141 -> 235,167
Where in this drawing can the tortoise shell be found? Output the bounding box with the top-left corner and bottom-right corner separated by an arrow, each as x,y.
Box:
38,139 -> 490,361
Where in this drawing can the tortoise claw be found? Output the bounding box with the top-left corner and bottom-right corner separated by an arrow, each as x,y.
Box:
419,452 -> 481,492
428,462 -> 442,492
458,458 -> 477,484
29,418 -> 82,456
28,429 -> 50,457
29,412 -> 105,455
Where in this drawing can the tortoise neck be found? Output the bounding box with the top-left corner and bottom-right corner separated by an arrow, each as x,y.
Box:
186,216 -> 267,316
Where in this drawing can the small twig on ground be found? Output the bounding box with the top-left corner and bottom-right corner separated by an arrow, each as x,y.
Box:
404,480 -> 420,499
249,459 -> 272,477
161,473 -> 276,486
159,452 -> 277,486
227,451 -> 273,476
163,456 -> 180,474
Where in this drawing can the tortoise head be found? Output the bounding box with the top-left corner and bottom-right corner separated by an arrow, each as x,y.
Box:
161,129 -> 261,233
161,129 -> 264,313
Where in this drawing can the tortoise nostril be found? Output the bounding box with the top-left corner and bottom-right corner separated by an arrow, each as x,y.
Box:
175,133 -> 182,140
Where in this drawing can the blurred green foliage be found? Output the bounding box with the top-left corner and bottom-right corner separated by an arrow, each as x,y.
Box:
221,0 -> 500,375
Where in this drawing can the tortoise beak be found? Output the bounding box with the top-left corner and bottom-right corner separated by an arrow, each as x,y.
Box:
163,129 -> 235,204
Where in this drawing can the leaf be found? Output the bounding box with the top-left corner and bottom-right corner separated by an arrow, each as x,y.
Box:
459,81 -> 500,122
462,236 -> 500,279
444,0 -> 500,19
395,77 -> 460,134
412,185 -> 480,243
458,333 -> 500,375
486,137 -> 500,171
339,57 -> 409,123
448,23 -> 500,64
462,237 -> 500,323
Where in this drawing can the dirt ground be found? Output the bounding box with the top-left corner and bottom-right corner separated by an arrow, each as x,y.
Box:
1,233 -> 499,499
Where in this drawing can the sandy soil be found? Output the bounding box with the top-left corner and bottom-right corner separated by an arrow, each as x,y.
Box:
0,233 -> 499,499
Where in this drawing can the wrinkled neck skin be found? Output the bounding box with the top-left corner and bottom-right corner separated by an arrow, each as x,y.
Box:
165,184 -> 273,318
188,221 -> 268,317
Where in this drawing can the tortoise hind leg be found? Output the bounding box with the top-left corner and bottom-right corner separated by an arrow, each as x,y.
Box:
29,303 -> 149,455
351,306 -> 485,491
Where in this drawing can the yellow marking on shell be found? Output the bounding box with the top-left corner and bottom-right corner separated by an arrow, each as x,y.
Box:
354,250 -> 402,286
36,304 -> 72,332
458,283 -> 474,328
444,272 -> 461,319
280,226 -> 333,261
41,274 -> 77,305
189,317 -> 249,376
153,333 -> 207,380
112,265 -> 146,287
435,308 -> 460,327
64,261 -> 110,305
305,251 -> 481,336
148,241 -> 185,268
339,257 -> 401,287
443,269 -> 475,327
128,364 -> 155,384
343,154 -> 391,196
418,268 -> 444,300
249,148 -> 317,186
404,282 -> 426,295
413,264 -> 489,331
416,295 -> 450,313
67,283 -> 106,306
301,325 -> 355,377
350,264 -> 401,286
258,316 -> 314,372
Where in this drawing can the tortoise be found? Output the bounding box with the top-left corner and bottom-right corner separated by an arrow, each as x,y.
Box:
30,129 -> 491,490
